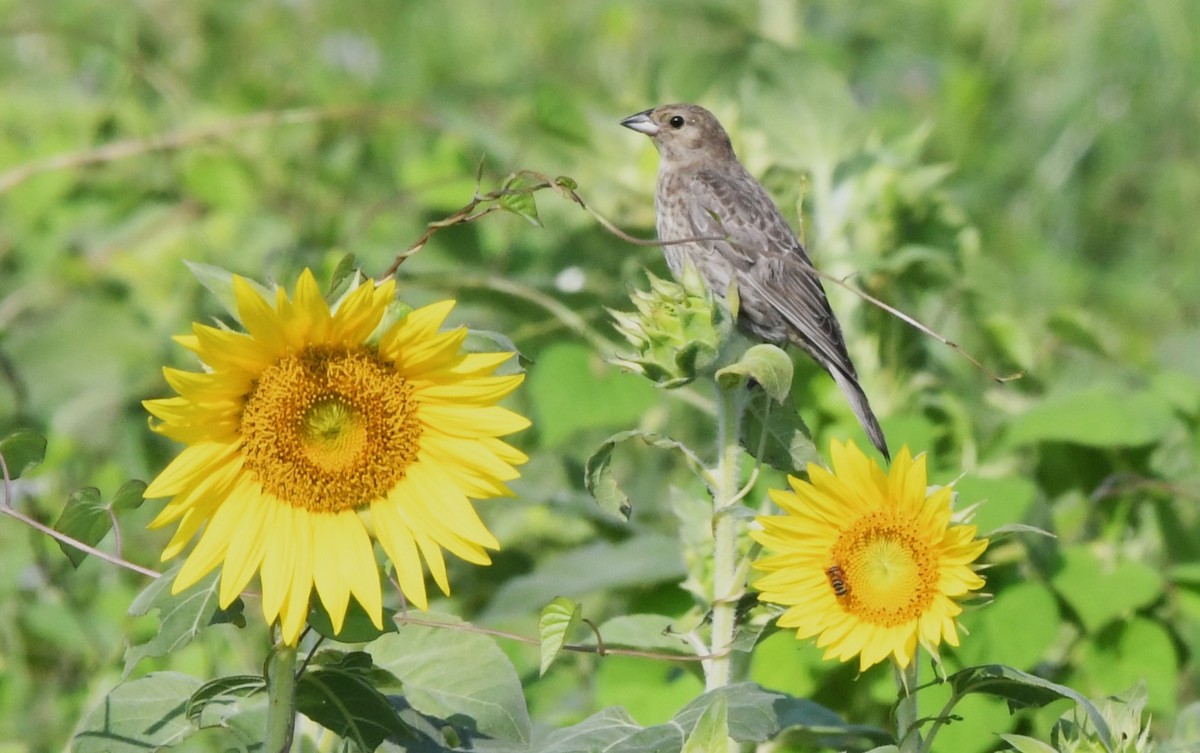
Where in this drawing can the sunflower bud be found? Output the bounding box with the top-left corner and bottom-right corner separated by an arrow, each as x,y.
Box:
608,264 -> 733,388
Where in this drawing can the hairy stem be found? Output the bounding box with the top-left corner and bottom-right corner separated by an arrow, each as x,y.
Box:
896,657 -> 921,753
265,641 -> 299,753
706,383 -> 744,690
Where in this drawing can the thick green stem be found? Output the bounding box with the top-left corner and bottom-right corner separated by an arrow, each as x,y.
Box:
896,657 -> 921,753
707,384 -> 743,691
266,641 -> 299,753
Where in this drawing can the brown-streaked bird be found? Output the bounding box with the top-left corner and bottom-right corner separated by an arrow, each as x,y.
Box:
621,103 -> 889,460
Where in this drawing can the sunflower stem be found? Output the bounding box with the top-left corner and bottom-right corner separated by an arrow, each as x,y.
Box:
265,640 -> 299,753
707,382 -> 744,690
895,657 -> 921,753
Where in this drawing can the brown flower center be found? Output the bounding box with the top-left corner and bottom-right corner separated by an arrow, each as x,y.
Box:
240,345 -> 421,512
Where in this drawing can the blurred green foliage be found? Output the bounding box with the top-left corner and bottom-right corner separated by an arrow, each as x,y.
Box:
1,1 -> 1198,751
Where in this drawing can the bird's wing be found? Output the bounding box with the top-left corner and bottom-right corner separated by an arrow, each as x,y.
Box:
687,167 -> 859,378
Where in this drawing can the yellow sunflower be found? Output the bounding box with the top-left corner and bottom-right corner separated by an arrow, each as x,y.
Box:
751,440 -> 987,671
144,269 -> 529,644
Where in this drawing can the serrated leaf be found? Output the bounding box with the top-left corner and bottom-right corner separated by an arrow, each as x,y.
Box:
124,567 -> 229,674
74,672 -> 203,752
186,675 -> 265,726
585,430 -> 703,520
742,393 -> 816,472
297,663 -> 413,750
715,344 -> 793,401
54,487 -> 110,568
946,665 -> 1113,751
538,707 -> 642,753
0,428 -> 47,479
539,596 -> 582,676
367,617 -> 531,744
681,695 -> 729,753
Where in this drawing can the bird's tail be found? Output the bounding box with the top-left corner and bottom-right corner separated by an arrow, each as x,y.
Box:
828,368 -> 890,462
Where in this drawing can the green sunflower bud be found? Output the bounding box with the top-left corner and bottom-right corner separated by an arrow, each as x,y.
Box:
608,264 -> 734,388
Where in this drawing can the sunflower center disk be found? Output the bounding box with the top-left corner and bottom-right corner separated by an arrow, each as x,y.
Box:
240,344 -> 421,512
834,511 -> 938,627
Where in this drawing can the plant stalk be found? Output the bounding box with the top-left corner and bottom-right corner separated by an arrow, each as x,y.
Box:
265,640 -> 299,753
707,383 -> 744,690
896,656 -> 921,753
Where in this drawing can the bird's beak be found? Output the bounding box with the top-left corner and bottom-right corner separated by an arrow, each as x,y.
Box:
620,110 -> 659,136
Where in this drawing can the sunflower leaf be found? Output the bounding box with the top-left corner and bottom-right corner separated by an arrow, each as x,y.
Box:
184,260 -> 273,320
367,617 -> 531,744
0,428 -> 47,479
715,344 -> 793,401
945,664 -> 1113,751
185,675 -> 265,726
124,567 -> 226,675
74,672 -> 203,752
741,392 -> 817,472
682,694 -> 730,753
538,596 -> 582,676
53,487 -> 108,568
296,662 -> 414,749
585,430 -> 705,520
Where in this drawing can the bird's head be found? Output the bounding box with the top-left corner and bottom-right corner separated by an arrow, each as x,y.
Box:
620,104 -> 736,168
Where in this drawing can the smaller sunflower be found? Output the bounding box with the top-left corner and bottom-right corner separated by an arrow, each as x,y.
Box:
144,269 -> 529,644
752,440 -> 987,671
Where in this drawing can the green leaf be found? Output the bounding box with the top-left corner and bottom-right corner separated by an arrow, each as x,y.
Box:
1051,546 -> 1164,633
0,428 -> 47,479
307,599 -> 398,643
1005,385 -> 1176,448
585,430 -> 703,520
538,707 -> 641,753
956,582 -> 1060,670
327,252 -> 359,297
715,344 -> 793,401
681,695 -> 729,753
74,672 -> 203,752
297,659 -> 414,750
527,342 -> 658,447
945,665 -> 1113,751
53,488 -> 109,568
539,596 -> 582,676
186,675 -> 265,726
741,393 -> 816,472
999,735 -> 1058,753
482,534 -> 686,621
184,260 -> 273,321
367,617 -> 531,744
500,173 -> 543,226
53,481 -> 146,567
124,567 -> 232,673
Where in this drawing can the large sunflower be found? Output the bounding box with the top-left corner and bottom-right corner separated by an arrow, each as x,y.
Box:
751,440 -> 987,671
144,269 -> 529,644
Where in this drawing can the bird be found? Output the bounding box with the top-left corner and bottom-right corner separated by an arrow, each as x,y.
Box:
621,103 -> 889,461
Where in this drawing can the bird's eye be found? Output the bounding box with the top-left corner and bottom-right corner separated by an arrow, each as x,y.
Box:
669,115 -> 685,129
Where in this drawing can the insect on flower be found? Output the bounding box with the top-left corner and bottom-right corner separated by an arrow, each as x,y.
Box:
826,565 -> 849,598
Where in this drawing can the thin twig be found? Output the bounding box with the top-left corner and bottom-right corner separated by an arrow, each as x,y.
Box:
814,270 -> 1024,384
386,168 -> 1018,384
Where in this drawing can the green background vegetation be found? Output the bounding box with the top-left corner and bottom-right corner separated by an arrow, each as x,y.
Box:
1,1 -> 1197,751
